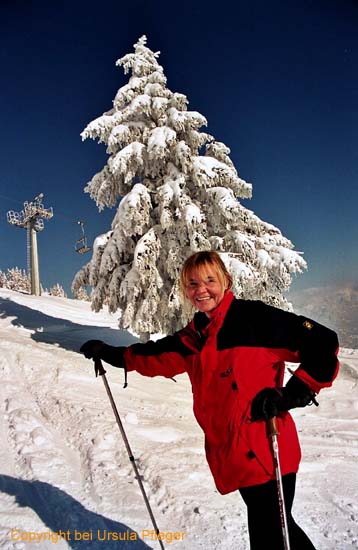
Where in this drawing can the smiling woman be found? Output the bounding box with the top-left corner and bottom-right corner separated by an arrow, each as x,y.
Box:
81,249 -> 339,549
179,251 -> 233,317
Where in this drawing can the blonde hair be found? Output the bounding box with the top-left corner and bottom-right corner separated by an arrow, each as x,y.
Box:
180,251 -> 233,297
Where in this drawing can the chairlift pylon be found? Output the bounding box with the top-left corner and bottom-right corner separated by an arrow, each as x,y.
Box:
75,221 -> 91,255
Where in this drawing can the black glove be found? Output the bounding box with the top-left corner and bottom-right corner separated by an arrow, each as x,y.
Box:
251,376 -> 318,421
80,340 -> 126,368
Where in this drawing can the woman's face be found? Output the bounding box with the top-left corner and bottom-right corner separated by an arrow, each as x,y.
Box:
185,265 -> 227,317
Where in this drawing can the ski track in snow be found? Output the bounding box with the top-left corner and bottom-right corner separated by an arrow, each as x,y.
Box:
0,289 -> 357,549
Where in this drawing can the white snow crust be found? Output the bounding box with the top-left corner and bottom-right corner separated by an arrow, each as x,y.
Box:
0,289 -> 357,549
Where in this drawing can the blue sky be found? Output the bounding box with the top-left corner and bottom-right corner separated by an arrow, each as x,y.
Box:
1,0 -> 357,296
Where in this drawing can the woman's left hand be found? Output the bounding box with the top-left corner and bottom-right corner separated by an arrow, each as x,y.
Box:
250,377 -> 318,421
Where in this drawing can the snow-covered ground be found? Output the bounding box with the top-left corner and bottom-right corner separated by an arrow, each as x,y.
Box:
0,288 -> 357,549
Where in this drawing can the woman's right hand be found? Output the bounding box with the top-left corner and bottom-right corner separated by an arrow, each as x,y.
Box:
80,340 -> 106,359
80,340 -> 126,368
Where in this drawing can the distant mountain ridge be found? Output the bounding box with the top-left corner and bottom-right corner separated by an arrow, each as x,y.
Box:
288,285 -> 358,349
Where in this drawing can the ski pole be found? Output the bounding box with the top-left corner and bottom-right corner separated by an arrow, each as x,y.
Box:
266,417 -> 291,550
94,358 -> 166,550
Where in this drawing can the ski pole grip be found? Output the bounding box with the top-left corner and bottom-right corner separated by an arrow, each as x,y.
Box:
267,416 -> 279,438
94,358 -> 106,377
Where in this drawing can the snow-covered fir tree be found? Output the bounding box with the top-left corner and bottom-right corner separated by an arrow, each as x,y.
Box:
73,36 -> 306,338
73,286 -> 90,301
47,283 -> 67,298
0,270 -> 7,288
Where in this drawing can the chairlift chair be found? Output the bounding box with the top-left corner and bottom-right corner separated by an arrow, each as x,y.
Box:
75,221 -> 91,254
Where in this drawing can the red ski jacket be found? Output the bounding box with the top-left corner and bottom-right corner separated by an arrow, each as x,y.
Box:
123,291 -> 339,494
